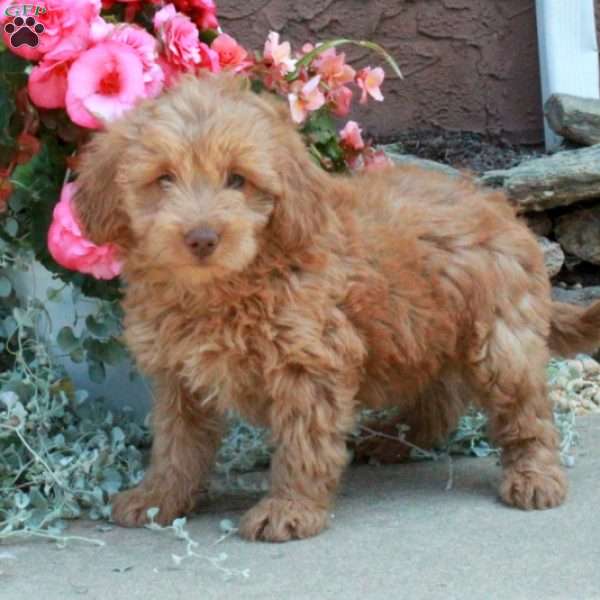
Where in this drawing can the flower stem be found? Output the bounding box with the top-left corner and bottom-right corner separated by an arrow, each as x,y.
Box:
288,39 -> 403,81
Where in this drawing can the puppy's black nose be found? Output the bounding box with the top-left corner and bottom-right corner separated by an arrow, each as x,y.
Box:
185,227 -> 219,259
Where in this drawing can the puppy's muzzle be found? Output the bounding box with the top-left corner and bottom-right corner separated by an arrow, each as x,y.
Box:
185,227 -> 220,259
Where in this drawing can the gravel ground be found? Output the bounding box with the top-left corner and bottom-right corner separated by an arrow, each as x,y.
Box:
550,356 -> 600,416
380,130 -> 543,174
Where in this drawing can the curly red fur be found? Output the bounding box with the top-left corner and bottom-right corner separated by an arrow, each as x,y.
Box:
73,74 -> 600,541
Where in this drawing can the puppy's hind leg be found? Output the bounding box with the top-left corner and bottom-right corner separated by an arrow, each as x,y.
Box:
111,379 -> 224,527
467,319 -> 567,510
354,377 -> 467,463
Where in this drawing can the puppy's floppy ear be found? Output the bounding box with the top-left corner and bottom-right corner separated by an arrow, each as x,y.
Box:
74,126 -> 133,248
270,137 -> 332,250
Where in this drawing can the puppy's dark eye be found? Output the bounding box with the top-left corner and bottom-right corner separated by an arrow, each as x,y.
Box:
158,173 -> 175,185
226,173 -> 245,189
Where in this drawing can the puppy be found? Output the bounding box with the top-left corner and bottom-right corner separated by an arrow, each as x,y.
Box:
74,74 -> 600,542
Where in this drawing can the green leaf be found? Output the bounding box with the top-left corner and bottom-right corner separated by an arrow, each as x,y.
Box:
0,275 -> 12,298
0,50 -> 28,85
0,79 -> 16,146
57,326 -> 79,352
88,361 -> 106,384
111,426 -> 125,445
199,28 -> 218,45
46,287 -> 63,302
4,217 -> 18,237
99,467 -> 122,494
85,315 -> 108,337
84,337 -> 127,365
69,348 -> 85,363
2,315 -> 17,339
28,487 -> 49,510
101,338 -> 127,365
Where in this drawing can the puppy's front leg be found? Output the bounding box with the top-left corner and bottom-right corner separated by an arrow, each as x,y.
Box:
240,371 -> 357,542
112,379 -> 223,527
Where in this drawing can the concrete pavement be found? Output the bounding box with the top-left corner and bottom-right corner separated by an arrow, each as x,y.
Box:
2,416 -> 599,600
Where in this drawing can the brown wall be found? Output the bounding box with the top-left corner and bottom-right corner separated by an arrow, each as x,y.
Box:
220,0 -> 600,145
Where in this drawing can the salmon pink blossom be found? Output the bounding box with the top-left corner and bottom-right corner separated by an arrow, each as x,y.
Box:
356,66 -> 385,104
212,33 -> 251,72
288,75 -> 326,123
48,182 -> 122,279
329,85 -> 353,116
339,121 -> 364,150
315,49 -> 355,88
264,31 -> 297,76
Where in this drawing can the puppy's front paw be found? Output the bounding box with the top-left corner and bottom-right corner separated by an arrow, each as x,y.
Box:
111,485 -> 187,527
500,466 -> 567,510
239,497 -> 329,542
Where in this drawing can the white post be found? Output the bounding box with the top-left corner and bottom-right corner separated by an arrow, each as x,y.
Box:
535,0 -> 600,150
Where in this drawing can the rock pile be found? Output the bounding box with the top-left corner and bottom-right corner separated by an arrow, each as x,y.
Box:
549,356 -> 600,415
387,94 -> 600,307
482,93 -> 600,305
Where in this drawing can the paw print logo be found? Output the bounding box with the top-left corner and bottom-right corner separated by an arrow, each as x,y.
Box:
4,16 -> 45,48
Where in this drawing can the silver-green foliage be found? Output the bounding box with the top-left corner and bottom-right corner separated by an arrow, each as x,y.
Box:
0,299 -> 148,541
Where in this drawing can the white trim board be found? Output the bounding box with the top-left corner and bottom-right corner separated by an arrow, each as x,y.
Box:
536,0 -> 600,150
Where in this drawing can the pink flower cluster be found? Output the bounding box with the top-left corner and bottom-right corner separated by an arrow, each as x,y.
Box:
2,0 -> 394,279
0,0 -> 248,130
171,0 -> 217,30
258,33 -> 385,124
338,120 -> 393,172
47,183 -> 122,279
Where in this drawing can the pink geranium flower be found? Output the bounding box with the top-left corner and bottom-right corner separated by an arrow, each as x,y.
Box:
65,40 -> 146,129
28,60 -> 71,109
315,49 -> 355,88
340,121 -> 364,150
172,0 -> 218,30
198,41 -> 220,73
106,23 -> 164,98
212,33 -> 252,72
356,67 -> 385,104
154,4 -> 200,69
89,14 -> 114,42
27,34 -> 88,109
153,4 -> 219,83
0,0 -> 100,61
48,182 -> 122,279
288,75 -> 326,123
156,55 -> 180,88
329,85 -> 353,117
264,31 -> 297,76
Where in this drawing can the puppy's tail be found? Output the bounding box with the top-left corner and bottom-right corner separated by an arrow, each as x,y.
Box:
549,300 -> 600,356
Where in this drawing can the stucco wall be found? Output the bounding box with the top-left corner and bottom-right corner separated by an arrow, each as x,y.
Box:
220,0 -> 600,144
